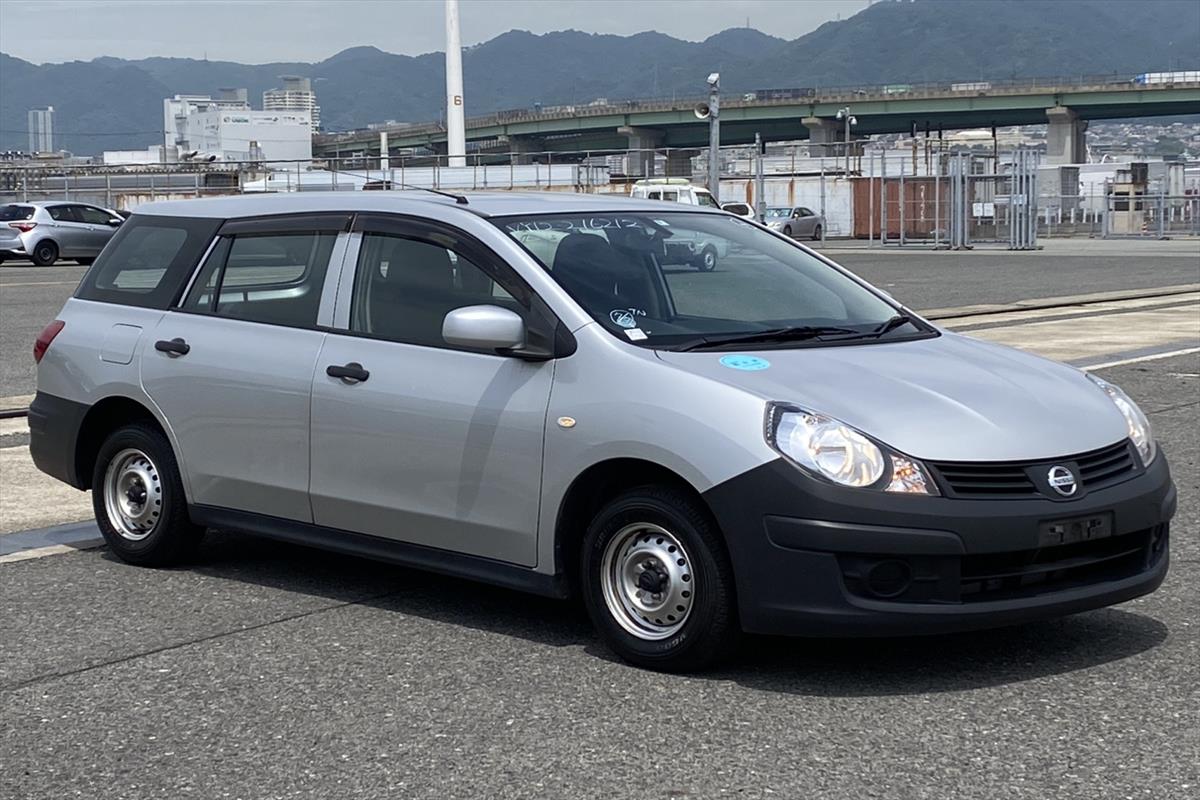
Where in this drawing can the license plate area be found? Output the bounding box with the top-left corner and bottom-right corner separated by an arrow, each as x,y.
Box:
1038,512 -> 1113,547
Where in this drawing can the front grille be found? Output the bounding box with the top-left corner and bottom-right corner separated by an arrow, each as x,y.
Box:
839,525 -> 1166,605
929,440 -> 1136,499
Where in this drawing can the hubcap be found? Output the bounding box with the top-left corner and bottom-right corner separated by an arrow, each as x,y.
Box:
600,522 -> 695,640
103,448 -> 163,541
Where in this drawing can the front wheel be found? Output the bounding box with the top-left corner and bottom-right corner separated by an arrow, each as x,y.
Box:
31,240 -> 58,266
783,225 -> 793,238
92,422 -> 203,566
811,224 -> 823,241
581,486 -> 739,671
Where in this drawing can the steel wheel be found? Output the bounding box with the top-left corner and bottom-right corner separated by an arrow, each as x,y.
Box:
102,447 -> 163,541
600,522 -> 695,640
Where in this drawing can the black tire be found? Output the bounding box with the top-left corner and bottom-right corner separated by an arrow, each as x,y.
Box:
581,485 -> 739,671
76,257 -> 94,266
31,240 -> 58,266
91,421 -> 203,566
783,225 -> 793,238
695,246 -> 718,272
811,224 -> 823,241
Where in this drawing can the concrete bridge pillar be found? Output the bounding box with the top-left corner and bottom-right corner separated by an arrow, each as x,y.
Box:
618,125 -> 664,177
665,149 -> 700,177
802,116 -> 839,156
499,135 -> 545,165
1045,106 -> 1088,165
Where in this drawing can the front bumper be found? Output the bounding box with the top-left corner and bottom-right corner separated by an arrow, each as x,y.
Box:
703,451 -> 1175,636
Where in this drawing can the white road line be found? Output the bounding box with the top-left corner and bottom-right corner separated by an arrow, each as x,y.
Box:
0,280 -> 80,288
0,540 -> 104,565
1084,347 -> 1200,371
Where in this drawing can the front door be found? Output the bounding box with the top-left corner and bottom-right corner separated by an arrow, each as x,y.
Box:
309,217 -> 554,566
141,213 -> 350,521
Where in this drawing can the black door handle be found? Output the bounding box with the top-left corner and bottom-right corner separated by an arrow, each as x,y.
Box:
154,337 -> 190,356
326,362 -> 369,383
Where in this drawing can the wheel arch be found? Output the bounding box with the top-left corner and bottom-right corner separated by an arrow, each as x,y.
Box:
74,396 -> 171,491
552,457 -> 722,597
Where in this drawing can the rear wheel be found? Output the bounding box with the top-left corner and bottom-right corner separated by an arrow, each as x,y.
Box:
581,486 -> 739,671
811,224 -> 823,241
92,422 -> 203,566
695,246 -> 718,272
31,240 -> 58,266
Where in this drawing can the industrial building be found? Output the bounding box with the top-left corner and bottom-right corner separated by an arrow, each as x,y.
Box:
263,76 -> 321,130
27,107 -> 54,153
162,89 -> 312,164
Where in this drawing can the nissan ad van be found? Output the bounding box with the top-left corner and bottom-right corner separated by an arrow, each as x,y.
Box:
31,192 -> 1174,671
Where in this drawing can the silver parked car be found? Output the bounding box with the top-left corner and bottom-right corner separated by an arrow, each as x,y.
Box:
0,201 -> 125,266
30,192 -> 1174,671
765,206 -> 823,240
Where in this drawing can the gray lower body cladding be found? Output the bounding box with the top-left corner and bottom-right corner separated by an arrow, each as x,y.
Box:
29,392 -> 89,489
702,454 -> 1174,636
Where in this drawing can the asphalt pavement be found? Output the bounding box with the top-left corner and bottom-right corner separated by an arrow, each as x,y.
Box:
0,352 -> 1195,799
1,239 -> 1198,798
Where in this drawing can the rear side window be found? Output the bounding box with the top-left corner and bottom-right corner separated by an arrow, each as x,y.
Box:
75,215 -> 221,309
77,206 -> 115,225
0,205 -> 35,221
182,232 -> 336,328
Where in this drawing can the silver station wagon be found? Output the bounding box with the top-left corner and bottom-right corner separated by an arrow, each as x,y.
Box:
31,192 -> 1174,671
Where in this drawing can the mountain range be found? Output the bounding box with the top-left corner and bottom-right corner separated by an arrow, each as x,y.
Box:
1,0 -> 1197,155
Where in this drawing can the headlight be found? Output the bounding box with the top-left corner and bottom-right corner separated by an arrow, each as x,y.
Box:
1087,374 -> 1155,465
766,404 -> 938,494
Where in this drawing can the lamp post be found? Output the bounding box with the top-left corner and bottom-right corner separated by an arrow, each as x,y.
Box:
836,106 -> 857,176
706,72 -> 720,203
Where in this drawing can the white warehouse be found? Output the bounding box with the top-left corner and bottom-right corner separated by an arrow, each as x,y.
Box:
182,108 -> 313,164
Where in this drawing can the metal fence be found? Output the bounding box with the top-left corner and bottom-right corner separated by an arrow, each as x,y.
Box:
2,149 -> 1196,245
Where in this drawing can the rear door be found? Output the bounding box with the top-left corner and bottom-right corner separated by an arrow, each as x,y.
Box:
141,213 -> 351,521
308,214 -> 555,565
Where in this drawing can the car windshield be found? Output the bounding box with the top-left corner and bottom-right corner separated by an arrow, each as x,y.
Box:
764,208 -> 790,218
497,212 -> 928,350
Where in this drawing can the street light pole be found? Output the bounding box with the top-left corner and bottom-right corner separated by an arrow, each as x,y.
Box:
707,72 -> 720,203
836,106 -> 857,176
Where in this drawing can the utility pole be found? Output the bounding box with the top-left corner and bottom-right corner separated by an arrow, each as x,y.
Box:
755,132 -> 765,222
445,0 -> 466,167
707,72 -> 720,203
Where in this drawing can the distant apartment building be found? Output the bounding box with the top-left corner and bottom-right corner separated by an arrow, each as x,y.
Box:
28,107 -> 54,153
263,76 -> 320,130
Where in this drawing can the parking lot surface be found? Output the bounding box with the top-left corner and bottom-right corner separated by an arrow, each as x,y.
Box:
1,239 -> 1198,798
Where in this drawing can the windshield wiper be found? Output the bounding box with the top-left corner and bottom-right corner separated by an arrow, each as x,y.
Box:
676,325 -> 862,352
865,313 -> 918,338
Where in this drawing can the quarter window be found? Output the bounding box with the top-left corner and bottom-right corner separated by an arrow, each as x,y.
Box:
183,232 -> 336,327
350,232 -> 524,349
75,215 -> 222,309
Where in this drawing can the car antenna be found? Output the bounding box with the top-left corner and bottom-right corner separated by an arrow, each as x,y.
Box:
397,183 -> 469,205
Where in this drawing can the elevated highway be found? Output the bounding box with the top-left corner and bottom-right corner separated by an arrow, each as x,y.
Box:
313,76 -> 1200,166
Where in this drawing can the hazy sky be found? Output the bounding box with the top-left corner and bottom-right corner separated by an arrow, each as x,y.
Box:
0,0 -> 871,64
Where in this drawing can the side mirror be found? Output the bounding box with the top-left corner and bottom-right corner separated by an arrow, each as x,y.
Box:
443,305 -> 525,353
107,217 -> 123,227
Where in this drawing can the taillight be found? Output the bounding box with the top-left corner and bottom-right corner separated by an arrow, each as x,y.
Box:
8,222 -> 37,233
34,320 -> 65,364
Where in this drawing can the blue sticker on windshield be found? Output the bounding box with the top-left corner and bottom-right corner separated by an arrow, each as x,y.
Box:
719,354 -> 770,371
